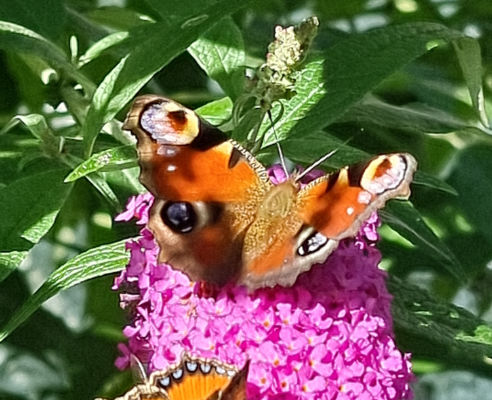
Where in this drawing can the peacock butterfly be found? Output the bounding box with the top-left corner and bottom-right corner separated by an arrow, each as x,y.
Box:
123,95 -> 417,290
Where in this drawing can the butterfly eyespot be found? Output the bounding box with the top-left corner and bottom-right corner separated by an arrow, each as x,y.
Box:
297,232 -> 328,256
161,202 -> 196,233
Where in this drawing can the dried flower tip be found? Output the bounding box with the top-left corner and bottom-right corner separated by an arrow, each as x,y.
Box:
267,17 -> 319,74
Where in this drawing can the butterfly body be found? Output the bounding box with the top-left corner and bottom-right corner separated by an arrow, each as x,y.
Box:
124,95 -> 417,290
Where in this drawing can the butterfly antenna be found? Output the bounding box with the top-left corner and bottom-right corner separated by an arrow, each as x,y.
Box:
295,136 -> 354,183
267,109 -> 289,178
295,149 -> 338,182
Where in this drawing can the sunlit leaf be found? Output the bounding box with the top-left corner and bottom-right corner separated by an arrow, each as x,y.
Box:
0,239 -> 130,342
189,17 -> 245,99
78,31 -> 130,67
195,96 -> 233,125
261,23 -> 464,146
453,37 -> 489,128
65,145 -> 136,182
0,251 -> 27,283
82,55 -> 129,157
81,0 -> 252,156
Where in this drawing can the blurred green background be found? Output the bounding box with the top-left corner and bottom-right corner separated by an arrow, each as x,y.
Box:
0,0 -> 492,399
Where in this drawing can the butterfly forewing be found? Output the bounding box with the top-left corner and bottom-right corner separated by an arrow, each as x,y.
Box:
297,153 -> 417,240
125,95 -> 271,203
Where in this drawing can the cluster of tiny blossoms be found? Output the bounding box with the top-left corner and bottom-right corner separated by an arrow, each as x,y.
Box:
113,166 -> 413,400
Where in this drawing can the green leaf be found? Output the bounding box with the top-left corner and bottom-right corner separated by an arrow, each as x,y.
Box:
0,21 -> 93,92
82,55 -> 129,157
143,0 -> 208,21
452,37 -> 489,128
343,95 -> 481,134
3,114 -> 60,156
0,239 -> 130,342
0,251 -> 27,283
0,167 -> 72,252
0,0 -> 65,40
282,130 -> 456,196
282,130 -> 368,168
449,145 -> 492,245
0,21 -> 67,66
380,201 -> 465,281
413,171 -> 458,196
189,17 -> 245,99
65,145 -> 137,182
78,31 -> 130,67
0,134 -> 40,186
195,96 -> 233,125
87,7 -> 154,31
103,166 -> 144,194
81,0 -> 252,157
389,276 -> 492,366
261,22 -> 463,146
85,173 -> 122,210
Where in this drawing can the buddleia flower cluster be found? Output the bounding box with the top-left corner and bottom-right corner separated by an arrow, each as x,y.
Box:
113,166 -> 414,400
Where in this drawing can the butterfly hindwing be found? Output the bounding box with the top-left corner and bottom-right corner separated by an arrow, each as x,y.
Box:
151,357 -> 246,400
96,356 -> 247,400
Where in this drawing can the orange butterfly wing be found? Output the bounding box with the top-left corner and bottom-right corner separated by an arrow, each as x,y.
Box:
298,154 -> 417,239
97,357 -> 247,400
151,358 -> 247,400
124,95 -> 271,285
124,95 -> 270,202
240,154 -> 416,289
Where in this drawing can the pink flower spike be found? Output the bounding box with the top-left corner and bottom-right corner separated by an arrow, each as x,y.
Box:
115,193 -> 153,225
301,375 -> 326,393
268,164 -> 288,184
113,166 -> 414,399
114,343 -> 131,370
279,327 -> 308,353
